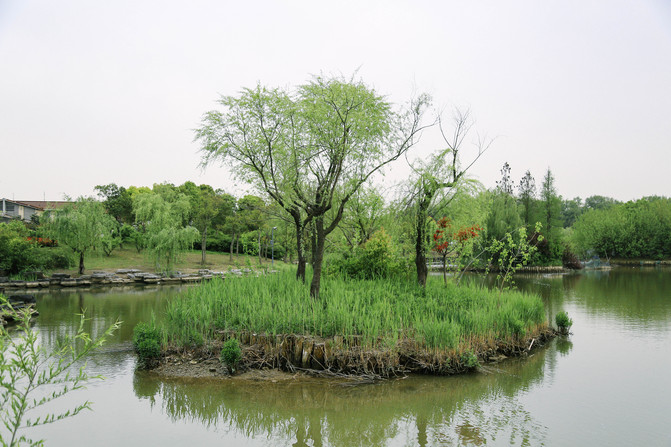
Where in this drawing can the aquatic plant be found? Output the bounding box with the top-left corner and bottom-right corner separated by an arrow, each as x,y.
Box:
220,338 -> 242,374
132,322 -> 162,368
555,311 -> 573,334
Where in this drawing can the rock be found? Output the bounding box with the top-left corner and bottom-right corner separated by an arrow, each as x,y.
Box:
51,273 -> 71,279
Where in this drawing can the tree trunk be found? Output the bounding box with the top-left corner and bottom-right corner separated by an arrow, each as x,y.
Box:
201,225 -> 207,265
415,188 -> 434,287
415,205 -> 428,287
236,235 -> 239,257
442,254 -> 447,286
291,209 -> 307,283
78,251 -> 85,275
309,218 -> 326,299
229,233 -> 235,262
258,232 -> 262,264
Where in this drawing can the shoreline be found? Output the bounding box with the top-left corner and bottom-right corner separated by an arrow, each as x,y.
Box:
146,326 -> 557,380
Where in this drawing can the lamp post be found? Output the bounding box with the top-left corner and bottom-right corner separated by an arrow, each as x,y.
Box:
271,226 -> 277,266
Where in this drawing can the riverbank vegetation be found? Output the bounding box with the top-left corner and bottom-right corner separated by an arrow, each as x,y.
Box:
137,271 -> 550,376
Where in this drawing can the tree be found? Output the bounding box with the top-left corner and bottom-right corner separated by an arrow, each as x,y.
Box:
196,75 -> 430,297
46,197 -> 118,274
517,170 -> 538,230
94,183 -> 134,224
539,168 -> 563,262
178,182 -> 233,265
432,217 -> 481,286
406,110 -> 489,286
132,192 -> 199,273
584,195 -> 620,211
561,196 -> 583,228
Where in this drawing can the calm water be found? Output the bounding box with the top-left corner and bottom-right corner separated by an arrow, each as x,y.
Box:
8,268 -> 671,446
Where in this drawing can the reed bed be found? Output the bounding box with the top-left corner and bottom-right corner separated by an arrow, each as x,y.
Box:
161,271 -> 546,354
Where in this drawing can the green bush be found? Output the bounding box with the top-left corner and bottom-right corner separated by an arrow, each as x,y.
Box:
555,311 -> 573,334
461,350 -> 479,369
326,228 -> 409,280
220,338 -> 242,373
132,322 -> 162,368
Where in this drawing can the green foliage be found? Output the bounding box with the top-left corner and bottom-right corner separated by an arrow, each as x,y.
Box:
159,271 -> 546,351
571,196 -> 671,259
220,338 -> 242,373
0,222 -> 74,274
460,350 -> 479,369
45,197 -> 119,274
555,311 -> 573,334
326,228 -> 409,280
94,183 -> 134,224
0,295 -> 120,446
132,322 -> 162,368
487,223 -> 543,293
132,192 -> 200,273
196,74 -> 429,297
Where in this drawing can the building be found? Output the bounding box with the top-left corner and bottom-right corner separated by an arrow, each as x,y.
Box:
1,199 -> 70,223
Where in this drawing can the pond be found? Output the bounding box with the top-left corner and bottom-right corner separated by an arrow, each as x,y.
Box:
9,268 -> 671,446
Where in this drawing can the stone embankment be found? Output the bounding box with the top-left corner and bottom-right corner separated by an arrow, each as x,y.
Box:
0,268 -> 253,291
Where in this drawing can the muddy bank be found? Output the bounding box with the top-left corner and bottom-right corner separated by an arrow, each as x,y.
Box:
148,327 -> 557,380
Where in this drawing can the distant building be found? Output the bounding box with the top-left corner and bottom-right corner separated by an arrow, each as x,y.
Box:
1,199 -> 70,223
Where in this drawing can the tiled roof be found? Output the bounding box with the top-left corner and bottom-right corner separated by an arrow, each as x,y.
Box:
2,199 -> 70,210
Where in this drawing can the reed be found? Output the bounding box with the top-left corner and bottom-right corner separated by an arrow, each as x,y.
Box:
160,270 -> 546,354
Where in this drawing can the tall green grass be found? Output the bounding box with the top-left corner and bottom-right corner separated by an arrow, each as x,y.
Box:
161,271 -> 545,350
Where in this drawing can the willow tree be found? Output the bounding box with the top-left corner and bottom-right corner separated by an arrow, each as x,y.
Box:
47,197 -> 118,274
196,75 -> 429,297
406,110 -> 490,286
132,192 -> 199,273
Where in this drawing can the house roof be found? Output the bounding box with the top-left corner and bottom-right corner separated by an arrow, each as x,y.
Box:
2,199 -> 70,211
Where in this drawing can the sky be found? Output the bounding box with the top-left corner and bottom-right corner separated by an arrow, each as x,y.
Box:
1,0 -> 670,203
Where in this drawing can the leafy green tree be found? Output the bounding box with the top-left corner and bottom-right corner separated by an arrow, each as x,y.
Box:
197,75 -> 429,298
337,186 -> 386,249
178,182 -> 234,265
94,183 -> 134,224
1,295 -> 120,446
539,168 -> 563,263
406,110 -> 489,286
132,192 -> 199,273
561,196 -> 583,228
517,170 -> 539,231
584,195 -> 620,211
46,197 -> 118,274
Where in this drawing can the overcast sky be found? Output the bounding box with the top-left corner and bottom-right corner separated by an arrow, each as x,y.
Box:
1,0 -> 670,203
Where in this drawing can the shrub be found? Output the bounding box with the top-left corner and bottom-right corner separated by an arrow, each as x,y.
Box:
555,311 -> 573,334
461,350 -> 479,369
133,322 -> 162,368
220,338 -> 242,374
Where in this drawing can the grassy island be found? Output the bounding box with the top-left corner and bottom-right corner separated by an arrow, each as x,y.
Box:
142,271 -> 553,377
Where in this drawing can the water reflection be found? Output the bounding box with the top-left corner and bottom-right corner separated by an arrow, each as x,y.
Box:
132,343 -> 556,446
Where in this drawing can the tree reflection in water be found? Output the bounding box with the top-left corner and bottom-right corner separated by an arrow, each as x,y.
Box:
132,341 -> 559,446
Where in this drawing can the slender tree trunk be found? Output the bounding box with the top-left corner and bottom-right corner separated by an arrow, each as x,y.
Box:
309,218 -> 326,299
236,235 -> 239,258
442,254 -> 447,286
201,225 -> 207,265
291,209 -> 307,283
78,251 -> 85,275
229,233 -> 235,262
415,205 -> 428,287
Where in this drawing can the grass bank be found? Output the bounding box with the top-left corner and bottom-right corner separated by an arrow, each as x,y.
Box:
151,271 -> 551,376
52,247 -> 291,275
